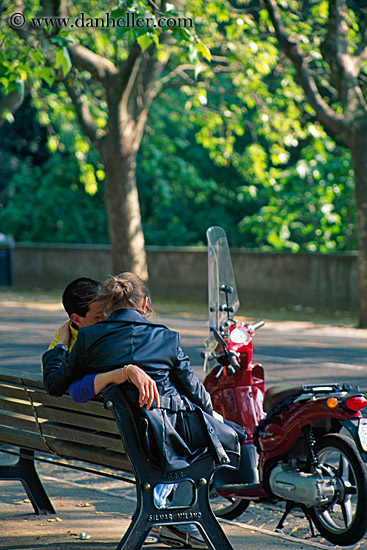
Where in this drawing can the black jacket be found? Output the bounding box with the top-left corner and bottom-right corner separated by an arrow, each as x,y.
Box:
43,309 -> 242,470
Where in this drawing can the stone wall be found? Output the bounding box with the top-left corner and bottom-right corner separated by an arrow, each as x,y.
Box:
13,243 -> 359,311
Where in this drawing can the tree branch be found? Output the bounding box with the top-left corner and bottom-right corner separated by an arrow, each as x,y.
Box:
321,0 -> 359,81
63,78 -> 106,143
10,0 -> 39,46
225,0 -> 261,15
354,7 -> 367,71
117,42 -> 143,94
40,0 -> 67,17
262,0 -> 346,137
158,63 -> 196,90
119,54 -> 144,115
67,43 -> 117,84
119,42 -> 169,115
141,47 -> 170,105
318,1 -> 366,114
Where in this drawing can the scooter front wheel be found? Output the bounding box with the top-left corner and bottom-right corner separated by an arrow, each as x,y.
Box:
310,433 -> 367,546
210,490 -> 250,520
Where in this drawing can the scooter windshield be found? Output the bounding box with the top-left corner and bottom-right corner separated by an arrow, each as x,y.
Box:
206,226 -> 239,363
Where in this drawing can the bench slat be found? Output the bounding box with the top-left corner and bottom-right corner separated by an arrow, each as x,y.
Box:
42,423 -> 123,452
35,405 -> 120,434
48,439 -> 132,472
0,397 -> 35,417
0,368 -> 44,389
0,426 -> 50,453
0,368 -> 134,481
0,368 -> 119,419
0,430 -> 132,472
0,411 -> 40,433
29,390 -> 117,418
0,384 -> 30,401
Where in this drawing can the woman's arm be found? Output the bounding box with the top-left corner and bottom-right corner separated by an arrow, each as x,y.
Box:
123,365 -> 160,409
68,375 -> 96,403
68,365 -> 160,410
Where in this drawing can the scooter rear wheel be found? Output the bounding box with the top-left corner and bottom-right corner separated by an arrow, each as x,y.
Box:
310,433 -> 367,546
210,491 -> 250,520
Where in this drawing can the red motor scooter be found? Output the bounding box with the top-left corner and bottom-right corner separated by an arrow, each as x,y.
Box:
203,226 -> 367,546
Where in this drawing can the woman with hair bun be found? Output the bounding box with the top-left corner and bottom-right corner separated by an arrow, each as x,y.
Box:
43,272 -> 245,548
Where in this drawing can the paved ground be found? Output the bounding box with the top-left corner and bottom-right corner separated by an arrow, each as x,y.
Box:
0,454 -> 351,550
1,292 -> 367,549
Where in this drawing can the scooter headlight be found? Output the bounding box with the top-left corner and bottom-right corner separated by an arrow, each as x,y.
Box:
229,328 -> 250,345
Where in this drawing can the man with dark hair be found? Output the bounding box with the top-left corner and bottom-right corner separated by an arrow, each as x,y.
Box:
46,277 -> 103,357
62,277 -> 102,321
41,277 -> 103,391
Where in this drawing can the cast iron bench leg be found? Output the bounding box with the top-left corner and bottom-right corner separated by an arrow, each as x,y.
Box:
196,509 -> 234,550
116,499 -> 234,550
0,449 -> 55,515
103,385 -> 236,550
194,483 -> 234,550
116,509 -> 152,550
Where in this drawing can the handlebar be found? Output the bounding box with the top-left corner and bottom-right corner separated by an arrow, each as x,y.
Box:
247,319 -> 265,333
210,326 -> 227,348
210,326 -> 241,373
206,320 -> 264,375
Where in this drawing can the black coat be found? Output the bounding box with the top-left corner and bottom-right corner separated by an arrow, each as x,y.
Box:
43,309 -> 243,470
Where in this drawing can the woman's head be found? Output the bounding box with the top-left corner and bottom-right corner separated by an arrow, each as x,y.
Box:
97,272 -> 153,317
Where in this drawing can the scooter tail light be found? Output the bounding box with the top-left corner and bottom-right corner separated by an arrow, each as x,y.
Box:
345,395 -> 367,411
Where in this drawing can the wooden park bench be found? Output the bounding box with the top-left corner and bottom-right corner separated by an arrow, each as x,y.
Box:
0,367 -> 236,550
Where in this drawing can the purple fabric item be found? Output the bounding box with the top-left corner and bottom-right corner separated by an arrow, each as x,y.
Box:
68,374 -> 96,403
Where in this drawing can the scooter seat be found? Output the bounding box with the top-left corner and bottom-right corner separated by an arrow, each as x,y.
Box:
263,386 -> 303,414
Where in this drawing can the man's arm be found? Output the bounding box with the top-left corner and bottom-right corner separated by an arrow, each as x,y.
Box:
42,345 -> 74,396
43,320 -> 84,396
41,329 -> 59,373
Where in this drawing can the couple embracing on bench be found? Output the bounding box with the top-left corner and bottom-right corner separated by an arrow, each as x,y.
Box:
42,273 -> 247,549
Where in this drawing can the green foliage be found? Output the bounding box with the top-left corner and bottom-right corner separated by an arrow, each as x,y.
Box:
30,85 -> 105,197
167,0 -> 358,251
0,95 -> 49,204
0,85 -> 107,243
0,153 -> 108,243
137,96 -> 250,246
0,1 -> 67,121
239,135 -> 356,252
0,0 -> 359,253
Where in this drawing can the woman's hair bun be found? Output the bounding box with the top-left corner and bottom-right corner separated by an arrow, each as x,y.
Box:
97,271 -> 153,317
115,278 -> 133,298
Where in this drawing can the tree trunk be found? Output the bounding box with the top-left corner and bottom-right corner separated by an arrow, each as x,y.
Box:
96,45 -> 167,279
102,141 -> 148,278
350,135 -> 367,328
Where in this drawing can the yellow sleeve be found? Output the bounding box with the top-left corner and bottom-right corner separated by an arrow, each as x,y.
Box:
48,330 -> 60,351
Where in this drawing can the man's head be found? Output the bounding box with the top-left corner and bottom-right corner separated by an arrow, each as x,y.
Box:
62,277 -> 103,328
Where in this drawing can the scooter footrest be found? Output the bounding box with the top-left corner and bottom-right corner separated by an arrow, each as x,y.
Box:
213,481 -> 263,491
